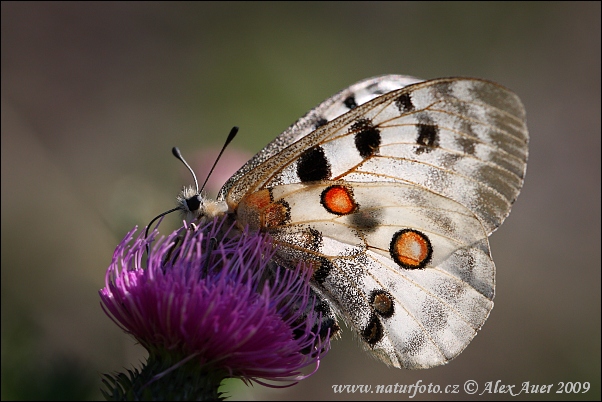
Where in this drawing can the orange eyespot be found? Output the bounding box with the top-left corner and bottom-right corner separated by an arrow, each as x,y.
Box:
321,185 -> 357,215
390,229 -> 432,269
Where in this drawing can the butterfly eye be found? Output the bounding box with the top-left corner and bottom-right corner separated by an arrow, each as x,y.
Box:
186,195 -> 202,214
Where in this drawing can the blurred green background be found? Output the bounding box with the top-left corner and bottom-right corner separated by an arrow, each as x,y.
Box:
1,2 -> 600,400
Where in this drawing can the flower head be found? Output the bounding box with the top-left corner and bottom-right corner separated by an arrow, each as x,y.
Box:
100,216 -> 330,398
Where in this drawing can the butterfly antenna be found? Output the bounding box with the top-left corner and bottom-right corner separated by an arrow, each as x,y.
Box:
144,148 -> 199,246
172,146 -> 200,194
144,147 -> 198,241
199,126 -> 239,193
145,206 -> 179,240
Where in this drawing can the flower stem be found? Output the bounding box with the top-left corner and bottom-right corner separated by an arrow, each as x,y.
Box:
102,352 -> 228,401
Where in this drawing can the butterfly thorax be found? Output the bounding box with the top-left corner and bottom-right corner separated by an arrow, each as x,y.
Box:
235,189 -> 288,232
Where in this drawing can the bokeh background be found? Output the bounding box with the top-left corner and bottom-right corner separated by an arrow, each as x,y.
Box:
1,2 -> 600,400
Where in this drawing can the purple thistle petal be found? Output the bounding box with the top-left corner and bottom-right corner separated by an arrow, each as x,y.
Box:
100,216 -> 330,388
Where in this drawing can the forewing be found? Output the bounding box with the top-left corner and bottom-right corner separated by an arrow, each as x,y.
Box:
224,78 -> 528,234
218,75 -> 422,201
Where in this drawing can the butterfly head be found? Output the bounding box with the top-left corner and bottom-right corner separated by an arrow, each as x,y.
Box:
176,185 -> 203,219
176,185 -> 227,222
146,128 -> 239,238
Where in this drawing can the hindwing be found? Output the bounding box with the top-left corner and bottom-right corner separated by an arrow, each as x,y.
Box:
236,181 -> 494,368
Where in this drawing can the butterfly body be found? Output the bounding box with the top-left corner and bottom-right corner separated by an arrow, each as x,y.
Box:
177,75 -> 528,369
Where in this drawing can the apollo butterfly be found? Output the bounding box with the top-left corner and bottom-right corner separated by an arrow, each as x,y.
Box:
162,75 -> 528,369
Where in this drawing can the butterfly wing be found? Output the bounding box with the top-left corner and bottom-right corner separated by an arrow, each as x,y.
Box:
218,75 -> 423,201
224,78 -> 528,235
224,77 -> 528,368
244,181 -> 494,369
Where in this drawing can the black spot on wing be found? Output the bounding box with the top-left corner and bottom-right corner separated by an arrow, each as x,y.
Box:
296,298 -> 341,354
395,93 -> 414,113
313,117 -> 328,130
366,82 -> 386,95
344,95 -> 358,110
351,118 -> 381,158
362,314 -> 384,346
416,124 -> 439,154
266,188 -> 276,202
313,257 -> 334,285
297,146 -> 331,182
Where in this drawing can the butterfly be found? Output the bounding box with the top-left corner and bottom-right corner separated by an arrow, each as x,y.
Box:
166,75 -> 528,369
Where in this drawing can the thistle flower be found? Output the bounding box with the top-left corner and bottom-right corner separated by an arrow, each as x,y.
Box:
99,217 -> 330,400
